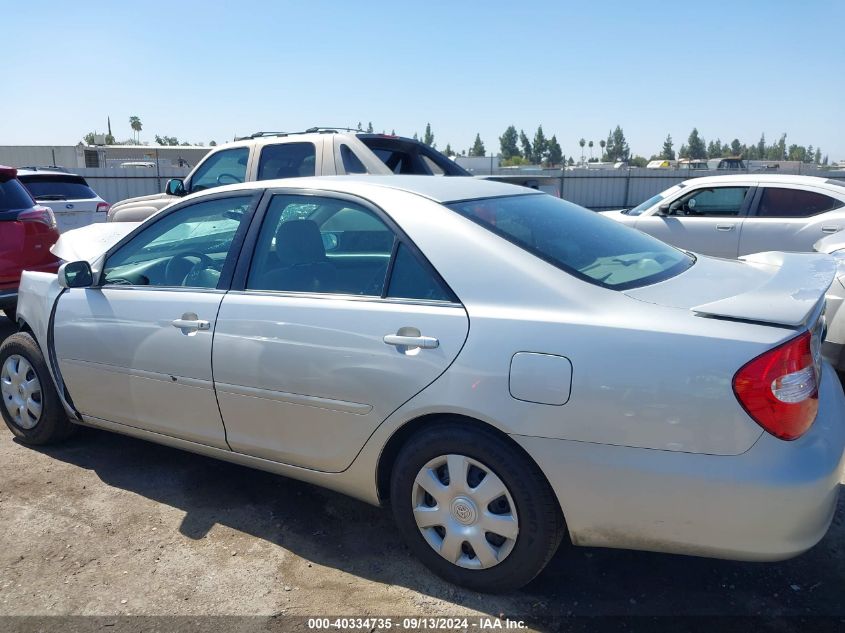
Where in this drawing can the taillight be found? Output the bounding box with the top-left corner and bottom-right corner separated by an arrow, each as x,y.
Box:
96,202 -> 110,213
732,331 -> 819,441
17,205 -> 57,229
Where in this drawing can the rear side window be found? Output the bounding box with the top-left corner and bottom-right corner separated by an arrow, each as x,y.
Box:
258,143 -> 316,180
387,243 -> 454,301
0,178 -> 35,213
448,194 -> 694,290
19,175 -> 97,200
757,187 -> 842,218
340,144 -> 367,174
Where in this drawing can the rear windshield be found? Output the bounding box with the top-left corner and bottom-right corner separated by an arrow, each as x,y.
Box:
18,175 -> 97,200
0,177 -> 35,213
447,194 -> 694,290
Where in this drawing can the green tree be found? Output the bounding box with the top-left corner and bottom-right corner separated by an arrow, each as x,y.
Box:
533,126 -> 548,164
499,125 -> 519,160
366,122 -> 374,133
519,129 -> 532,162
707,139 -> 722,158
660,134 -> 675,160
823,155 -> 829,166
757,133 -> 766,159
730,139 -> 742,156
547,135 -> 563,166
605,126 -> 630,161
567,156 -> 575,166
685,128 -> 707,159
588,140 -> 594,160
423,123 -> 434,146
678,143 -> 689,158
129,116 -> 142,144
444,143 -> 455,157
209,140 -> 217,147
629,155 -> 648,168
357,122 -> 363,131
805,145 -> 815,163
469,133 -> 486,157
814,148 -> 822,164
599,139 -> 606,160
578,137 -> 586,161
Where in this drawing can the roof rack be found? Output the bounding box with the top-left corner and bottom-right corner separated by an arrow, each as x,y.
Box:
234,127 -> 364,141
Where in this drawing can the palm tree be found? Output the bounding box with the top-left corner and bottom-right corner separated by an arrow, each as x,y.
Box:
588,140 -> 594,160
129,116 -> 142,144
599,139 -> 606,160
578,138 -> 586,164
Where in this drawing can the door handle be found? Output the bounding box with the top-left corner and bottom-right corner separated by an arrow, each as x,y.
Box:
821,226 -> 840,234
716,225 -> 734,231
171,312 -> 210,335
172,319 -> 210,331
384,334 -> 439,350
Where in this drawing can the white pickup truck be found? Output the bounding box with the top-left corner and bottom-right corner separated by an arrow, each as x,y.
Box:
108,129 -> 469,222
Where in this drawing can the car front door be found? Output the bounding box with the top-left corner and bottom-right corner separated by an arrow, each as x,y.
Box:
52,192 -> 258,448
738,185 -> 845,256
212,192 -> 469,472
634,185 -> 753,258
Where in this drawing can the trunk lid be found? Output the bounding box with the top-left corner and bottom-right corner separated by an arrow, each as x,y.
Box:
625,251 -> 836,328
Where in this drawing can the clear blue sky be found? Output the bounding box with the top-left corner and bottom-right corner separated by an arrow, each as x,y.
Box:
2,0 -> 843,160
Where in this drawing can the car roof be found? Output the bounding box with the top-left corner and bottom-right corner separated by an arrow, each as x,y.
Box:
16,168 -> 81,178
191,175 -> 539,204
681,174 -> 842,189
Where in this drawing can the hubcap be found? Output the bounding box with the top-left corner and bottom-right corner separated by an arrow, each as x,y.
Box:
412,454 -> 519,570
1,355 -> 42,430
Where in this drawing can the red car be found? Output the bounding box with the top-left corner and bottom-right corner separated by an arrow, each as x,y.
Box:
0,166 -> 60,320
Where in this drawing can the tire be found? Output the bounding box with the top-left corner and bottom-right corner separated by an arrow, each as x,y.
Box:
390,421 -> 565,593
0,332 -> 74,445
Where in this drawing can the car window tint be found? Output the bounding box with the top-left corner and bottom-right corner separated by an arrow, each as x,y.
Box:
757,187 -> 841,218
18,175 -> 97,200
258,143 -> 316,180
387,243 -> 454,302
421,155 -> 445,175
247,195 -> 395,296
371,148 -> 407,174
102,195 -> 252,289
340,144 -> 367,174
189,148 -> 249,193
670,186 -> 748,217
0,177 -> 35,212
448,194 -> 694,290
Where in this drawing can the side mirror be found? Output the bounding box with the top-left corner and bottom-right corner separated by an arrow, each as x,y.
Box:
58,261 -> 94,289
657,203 -> 672,216
165,178 -> 186,197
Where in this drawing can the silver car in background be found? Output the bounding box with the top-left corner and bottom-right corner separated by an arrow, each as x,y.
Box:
4,177 -> 844,592
603,174 -> 845,258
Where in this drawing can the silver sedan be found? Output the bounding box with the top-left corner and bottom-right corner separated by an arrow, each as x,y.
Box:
4,176 -> 845,592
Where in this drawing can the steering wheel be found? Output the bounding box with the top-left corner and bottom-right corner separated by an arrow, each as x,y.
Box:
216,172 -> 241,185
164,252 -> 216,286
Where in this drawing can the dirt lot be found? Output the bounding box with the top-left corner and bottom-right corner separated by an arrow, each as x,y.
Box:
1,314 -> 844,631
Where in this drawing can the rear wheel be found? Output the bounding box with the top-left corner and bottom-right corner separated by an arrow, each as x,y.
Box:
390,422 -> 565,592
0,332 -> 73,445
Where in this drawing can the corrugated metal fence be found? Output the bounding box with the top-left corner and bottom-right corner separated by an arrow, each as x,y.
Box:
75,166 -> 845,209
75,167 -> 190,204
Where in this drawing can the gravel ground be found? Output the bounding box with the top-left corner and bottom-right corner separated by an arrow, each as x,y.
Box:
1,314 -> 844,632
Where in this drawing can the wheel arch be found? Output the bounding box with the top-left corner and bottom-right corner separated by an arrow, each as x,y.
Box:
375,412 -> 564,520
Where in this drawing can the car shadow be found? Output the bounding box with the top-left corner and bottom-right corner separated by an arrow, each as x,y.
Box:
19,427 -> 845,629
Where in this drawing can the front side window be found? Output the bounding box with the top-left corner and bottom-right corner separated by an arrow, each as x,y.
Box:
102,195 -> 252,289
756,187 -> 841,218
247,195 -> 453,301
189,148 -> 249,193
258,143 -> 316,180
667,186 -> 749,217
448,194 -> 694,290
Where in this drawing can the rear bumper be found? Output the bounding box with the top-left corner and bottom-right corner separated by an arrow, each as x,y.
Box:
514,363 -> 845,561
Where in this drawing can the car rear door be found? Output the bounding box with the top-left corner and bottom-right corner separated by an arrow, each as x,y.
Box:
738,185 -> 845,255
212,190 -> 469,472
52,192 -> 259,448
634,184 -> 754,258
